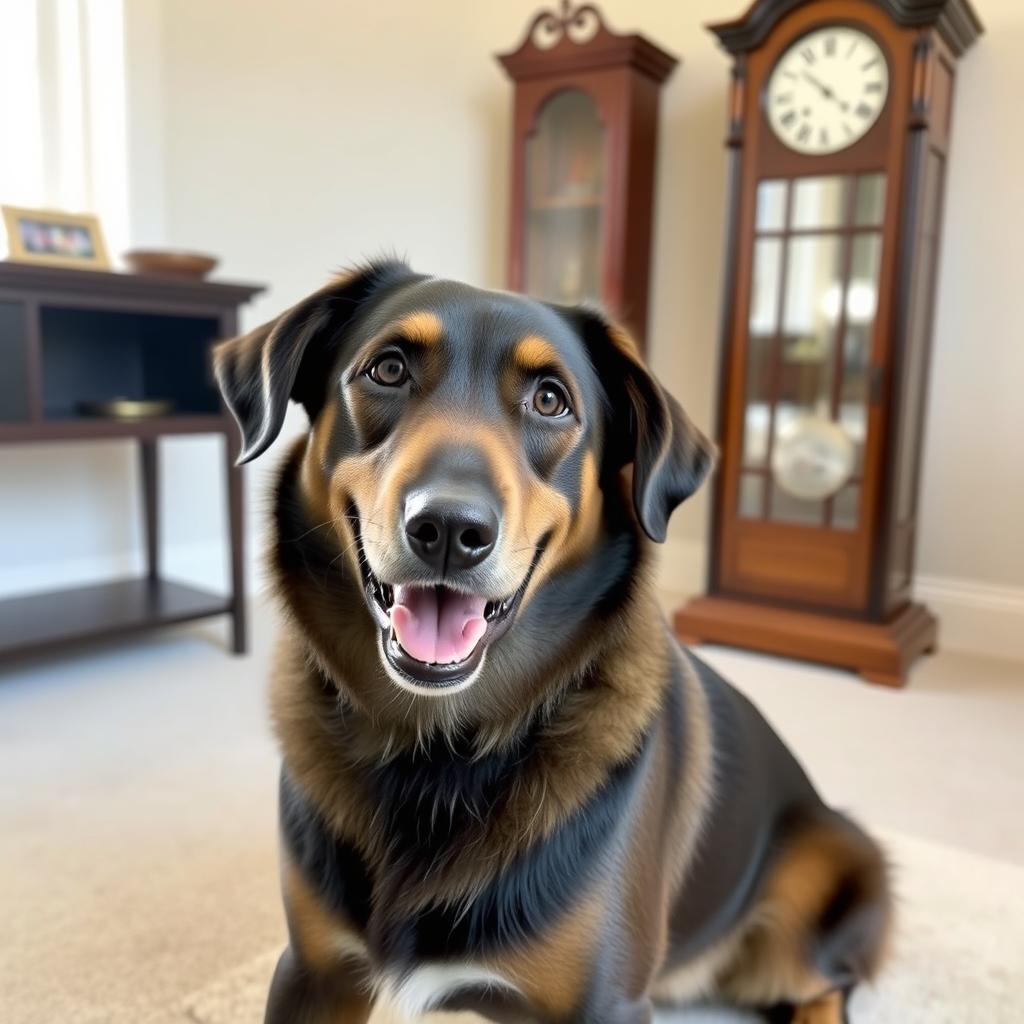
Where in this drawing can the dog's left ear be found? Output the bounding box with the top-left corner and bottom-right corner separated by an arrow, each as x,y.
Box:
213,259 -> 413,463
571,309 -> 717,542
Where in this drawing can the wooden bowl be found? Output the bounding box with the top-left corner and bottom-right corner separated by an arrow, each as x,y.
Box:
122,249 -> 218,279
77,398 -> 175,420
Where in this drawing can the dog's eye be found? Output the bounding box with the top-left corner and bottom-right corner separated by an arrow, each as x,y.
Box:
532,380 -> 571,418
367,351 -> 408,387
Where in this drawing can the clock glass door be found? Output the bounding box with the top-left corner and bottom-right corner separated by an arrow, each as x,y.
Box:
728,170 -> 886,607
524,89 -> 606,305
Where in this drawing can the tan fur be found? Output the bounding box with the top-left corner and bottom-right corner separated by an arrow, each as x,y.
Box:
793,990 -> 846,1024
713,821 -> 890,1008
224,279 -> 884,1023
332,413 -> 539,602
282,855 -> 368,974
547,449 -> 603,572
668,652 -> 717,898
267,575 -> 672,915
512,334 -> 564,372
488,891 -> 606,1018
621,652 -> 717,1000
652,927 -> 750,1007
394,310 -> 444,346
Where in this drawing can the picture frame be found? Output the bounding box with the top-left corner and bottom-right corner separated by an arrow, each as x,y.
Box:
1,205 -> 111,270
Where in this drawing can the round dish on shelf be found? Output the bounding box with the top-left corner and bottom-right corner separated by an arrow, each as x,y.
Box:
77,398 -> 175,420
122,249 -> 218,279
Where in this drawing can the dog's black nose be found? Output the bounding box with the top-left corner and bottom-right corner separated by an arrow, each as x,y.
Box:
404,494 -> 498,573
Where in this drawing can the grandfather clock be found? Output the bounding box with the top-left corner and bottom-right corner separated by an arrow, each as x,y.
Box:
498,1 -> 677,349
674,0 -> 982,687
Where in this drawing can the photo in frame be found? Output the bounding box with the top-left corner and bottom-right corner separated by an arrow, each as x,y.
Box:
2,205 -> 111,270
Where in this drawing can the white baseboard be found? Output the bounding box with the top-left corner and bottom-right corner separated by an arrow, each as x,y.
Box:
654,539 -> 1024,664
914,574 -> 1024,663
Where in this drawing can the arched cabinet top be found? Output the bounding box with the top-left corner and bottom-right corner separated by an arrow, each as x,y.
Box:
709,0 -> 982,58
497,1 -> 678,83
521,84 -> 611,140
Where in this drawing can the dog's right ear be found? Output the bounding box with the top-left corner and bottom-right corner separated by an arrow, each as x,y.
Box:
213,259 -> 412,463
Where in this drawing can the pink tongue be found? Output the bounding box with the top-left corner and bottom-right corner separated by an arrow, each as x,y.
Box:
390,585 -> 488,665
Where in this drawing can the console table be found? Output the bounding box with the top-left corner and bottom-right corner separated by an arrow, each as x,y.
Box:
0,262 -> 264,662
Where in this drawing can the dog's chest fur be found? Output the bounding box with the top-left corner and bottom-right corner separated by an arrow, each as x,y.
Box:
279,718 -> 650,968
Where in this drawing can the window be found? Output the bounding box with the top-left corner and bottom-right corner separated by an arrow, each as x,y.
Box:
0,0 -> 129,257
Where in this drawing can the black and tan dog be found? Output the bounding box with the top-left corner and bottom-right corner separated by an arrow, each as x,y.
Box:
214,260 -> 891,1024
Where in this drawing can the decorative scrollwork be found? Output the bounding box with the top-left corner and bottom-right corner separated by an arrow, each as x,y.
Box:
529,0 -> 607,50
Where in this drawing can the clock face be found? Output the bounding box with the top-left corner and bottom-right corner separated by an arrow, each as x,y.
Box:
765,27 -> 889,155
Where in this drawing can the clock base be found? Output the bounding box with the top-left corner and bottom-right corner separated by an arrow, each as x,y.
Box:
672,595 -> 937,689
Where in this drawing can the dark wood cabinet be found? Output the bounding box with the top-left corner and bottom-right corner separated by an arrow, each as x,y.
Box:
0,262 -> 263,662
674,0 -> 982,686
498,1 -> 677,349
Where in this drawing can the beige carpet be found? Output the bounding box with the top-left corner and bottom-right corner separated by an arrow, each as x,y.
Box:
179,830 -> 1024,1024
2,601 -> 1023,1024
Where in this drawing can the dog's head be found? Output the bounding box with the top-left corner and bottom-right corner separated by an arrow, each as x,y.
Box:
215,261 -> 713,698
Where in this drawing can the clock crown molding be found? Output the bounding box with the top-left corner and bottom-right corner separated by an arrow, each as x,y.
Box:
709,0 -> 983,59
497,0 -> 678,83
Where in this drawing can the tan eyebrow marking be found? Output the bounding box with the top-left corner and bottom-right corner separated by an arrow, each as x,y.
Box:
513,334 -> 562,371
395,311 -> 444,347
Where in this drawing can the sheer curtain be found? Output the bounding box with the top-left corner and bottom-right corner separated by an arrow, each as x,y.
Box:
0,0 -> 129,258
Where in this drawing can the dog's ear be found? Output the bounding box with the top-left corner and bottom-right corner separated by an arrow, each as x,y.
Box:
571,309 -> 716,543
213,259 -> 413,463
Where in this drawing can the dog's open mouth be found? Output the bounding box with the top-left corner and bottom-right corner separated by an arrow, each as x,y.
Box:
352,512 -> 544,690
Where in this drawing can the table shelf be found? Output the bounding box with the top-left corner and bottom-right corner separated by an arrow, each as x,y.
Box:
0,414 -> 229,444
0,578 -> 232,661
0,261 -> 263,661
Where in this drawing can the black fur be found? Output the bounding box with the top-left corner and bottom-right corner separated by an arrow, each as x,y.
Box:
555,305 -> 716,542
665,653 -> 820,965
280,771 -> 373,931
215,259 -> 416,462
279,698 -> 653,967
212,266 -> 890,1024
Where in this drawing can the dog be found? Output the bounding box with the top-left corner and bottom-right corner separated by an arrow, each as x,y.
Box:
214,260 -> 891,1024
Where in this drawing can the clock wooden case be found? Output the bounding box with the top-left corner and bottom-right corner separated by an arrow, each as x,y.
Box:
674,0 -> 982,687
498,1 -> 677,349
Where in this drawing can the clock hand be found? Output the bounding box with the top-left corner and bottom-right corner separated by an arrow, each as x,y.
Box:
802,71 -> 851,112
802,71 -> 834,99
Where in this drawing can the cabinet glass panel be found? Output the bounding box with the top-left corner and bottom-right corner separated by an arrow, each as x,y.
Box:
524,89 -> 606,305
791,175 -> 848,230
741,174 -> 883,527
839,233 -> 883,476
770,480 -> 825,526
743,238 -> 783,467
854,173 -> 887,227
756,179 -> 788,231
777,234 -> 843,431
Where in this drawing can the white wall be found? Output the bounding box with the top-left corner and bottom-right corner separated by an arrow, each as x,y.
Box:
2,0 -> 1021,655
